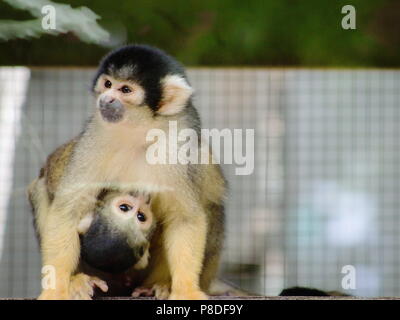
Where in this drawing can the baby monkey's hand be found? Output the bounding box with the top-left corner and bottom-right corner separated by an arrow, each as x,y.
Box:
131,283 -> 170,300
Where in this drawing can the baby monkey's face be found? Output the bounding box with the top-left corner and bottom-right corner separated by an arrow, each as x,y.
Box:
105,192 -> 154,234
78,190 -> 155,274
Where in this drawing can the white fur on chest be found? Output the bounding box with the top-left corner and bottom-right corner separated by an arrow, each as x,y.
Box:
68,123 -> 174,193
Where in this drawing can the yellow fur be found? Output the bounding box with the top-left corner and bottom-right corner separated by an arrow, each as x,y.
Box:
29,68 -> 226,300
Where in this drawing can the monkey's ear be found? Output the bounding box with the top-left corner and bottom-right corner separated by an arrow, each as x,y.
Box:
77,213 -> 94,235
157,75 -> 193,116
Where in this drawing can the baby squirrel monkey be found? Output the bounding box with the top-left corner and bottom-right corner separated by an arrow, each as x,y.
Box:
28,44 -> 226,300
78,189 -> 155,275
73,189 -> 156,299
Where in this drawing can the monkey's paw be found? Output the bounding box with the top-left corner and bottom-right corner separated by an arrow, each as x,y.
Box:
131,286 -> 154,298
69,273 -> 108,300
131,284 -> 170,300
169,290 -> 208,300
153,284 -> 171,299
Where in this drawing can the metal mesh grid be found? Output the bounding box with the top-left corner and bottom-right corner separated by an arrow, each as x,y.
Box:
0,67 -> 398,298
283,70 -> 400,297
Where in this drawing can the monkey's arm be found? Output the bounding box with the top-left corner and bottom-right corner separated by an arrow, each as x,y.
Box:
38,190 -> 97,300
29,138 -> 89,300
157,192 -> 208,300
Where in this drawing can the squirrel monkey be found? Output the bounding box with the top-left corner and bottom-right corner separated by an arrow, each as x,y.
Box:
78,189 -> 155,275
28,44 -> 226,300
74,189 -> 156,299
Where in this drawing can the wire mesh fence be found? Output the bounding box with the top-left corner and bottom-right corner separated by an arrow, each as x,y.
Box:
0,67 -> 398,298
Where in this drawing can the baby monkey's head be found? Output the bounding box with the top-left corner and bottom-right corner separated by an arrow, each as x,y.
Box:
78,188 -> 155,274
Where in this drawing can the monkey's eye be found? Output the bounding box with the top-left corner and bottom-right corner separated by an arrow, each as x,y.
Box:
119,203 -> 132,212
104,80 -> 112,88
120,86 -> 132,94
137,212 -> 146,222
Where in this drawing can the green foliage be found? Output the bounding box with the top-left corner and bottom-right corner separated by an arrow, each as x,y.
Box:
0,0 -> 398,66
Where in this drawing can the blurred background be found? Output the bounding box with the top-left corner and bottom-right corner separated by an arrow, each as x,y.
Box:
0,0 -> 399,298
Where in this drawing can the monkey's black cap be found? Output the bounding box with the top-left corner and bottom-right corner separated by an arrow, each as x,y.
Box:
80,214 -> 145,274
92,44 -> 188,111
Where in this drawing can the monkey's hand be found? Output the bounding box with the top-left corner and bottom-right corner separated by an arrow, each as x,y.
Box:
131,283 -> 170,300
153,284 -> 171,299
69,273 -> 108,300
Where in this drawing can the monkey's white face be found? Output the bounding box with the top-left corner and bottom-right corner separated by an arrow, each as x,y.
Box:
77,192 -> 155,236
110,194 -> 154,232
94,75 -> 149,124
93,73 -> 194,126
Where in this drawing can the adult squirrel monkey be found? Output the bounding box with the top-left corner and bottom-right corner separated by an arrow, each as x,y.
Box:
28,45 -> 226,300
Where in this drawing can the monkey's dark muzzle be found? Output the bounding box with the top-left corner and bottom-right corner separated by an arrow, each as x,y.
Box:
99,99 -> 125,123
